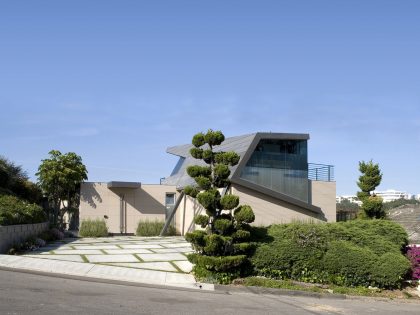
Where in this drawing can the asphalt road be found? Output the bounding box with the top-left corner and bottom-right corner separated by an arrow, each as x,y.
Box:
0,269 -> 419,315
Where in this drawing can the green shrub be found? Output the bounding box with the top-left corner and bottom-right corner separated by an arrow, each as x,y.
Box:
79,219 -> 109,237
135,219 -> 176,236
252,220 -> 410,289
322,240 -> 377,286
0,195 -> 46,225
371,252 -> 411,289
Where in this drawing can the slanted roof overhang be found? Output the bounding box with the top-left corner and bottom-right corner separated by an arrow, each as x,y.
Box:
165,131 -> 323,218
107,181 -> 141,189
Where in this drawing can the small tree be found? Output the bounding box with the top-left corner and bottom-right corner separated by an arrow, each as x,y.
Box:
356,160 -> 384,219
36,150 -> 88,227
184,129 -> 255,284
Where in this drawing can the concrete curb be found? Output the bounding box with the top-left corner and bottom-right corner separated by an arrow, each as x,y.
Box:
0,255 -> 214,291
0,266 -> 222,294
215,284 -> 347,299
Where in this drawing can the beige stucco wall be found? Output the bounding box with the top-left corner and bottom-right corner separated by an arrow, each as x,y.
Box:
231,184 -> 326,225
80,180 -> 336,235
310,180 -> 336,222
79,183 -> 178,234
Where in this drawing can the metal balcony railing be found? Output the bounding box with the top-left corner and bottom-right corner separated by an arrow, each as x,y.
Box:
308,163 -> 334,182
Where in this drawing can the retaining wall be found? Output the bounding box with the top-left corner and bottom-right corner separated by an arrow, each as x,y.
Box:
0,222 -> 49,253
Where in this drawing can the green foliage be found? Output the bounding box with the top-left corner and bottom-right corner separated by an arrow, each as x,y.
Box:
234,205 -> 255,225
197,189 -> 220,214
322,240 -> 377,286
214,152 -> 240,166
185,230 -> 207,252
371,252 -> 411,288
188,253 -> 247,271
336,199 -> 360,212
203,129 -> 225,146
189,147 -> 203,159
0,195 -> 46,225
220,195 -> 239,210
357,160 -> 382,194
194,176 -> 212,190
36,150 -> 88,226
213,164 -> 230,180
383,198 -> 420,211
79,219 -> 109,237
251,220 -> 410,289
184,185 -> 199,198
356,160 -> 384,219
184,129 -> 255,283
192,132 -> 205,147
203,234 -> 225,255
361,196 -> 385,219
213,218 -> 233,235
136,219 -> 175,236
186,165 -> 211,178
0,156 -> 42,204
194,214 -> 209,228
232,229 -> 251,241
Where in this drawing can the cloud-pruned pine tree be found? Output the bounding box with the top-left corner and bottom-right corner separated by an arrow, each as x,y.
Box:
184,129 -> 255,284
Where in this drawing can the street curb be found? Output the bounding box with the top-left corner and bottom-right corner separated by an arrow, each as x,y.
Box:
215,284 -> 347,299
0,266 -> 223,295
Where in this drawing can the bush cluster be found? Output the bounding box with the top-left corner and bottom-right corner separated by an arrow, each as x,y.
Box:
79,219 -> 109,237
252,220 -> 411,289
0,195 -> 46,226
136,219 -> 176,236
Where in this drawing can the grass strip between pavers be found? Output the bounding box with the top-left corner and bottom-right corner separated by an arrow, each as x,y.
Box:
133,254 -> 144,262
80,255 -> 89,263
169,261 -> 184,273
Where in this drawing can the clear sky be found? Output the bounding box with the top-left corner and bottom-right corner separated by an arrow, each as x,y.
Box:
1,1 -> 419,196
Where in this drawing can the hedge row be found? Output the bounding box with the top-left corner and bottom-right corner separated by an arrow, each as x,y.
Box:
0,195 -> 46,226
251,220 -> 411,289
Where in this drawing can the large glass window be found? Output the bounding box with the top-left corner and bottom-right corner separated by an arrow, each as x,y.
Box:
240,139 -> 309,202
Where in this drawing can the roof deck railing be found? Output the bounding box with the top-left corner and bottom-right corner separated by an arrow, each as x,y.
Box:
308,163 -> 334,182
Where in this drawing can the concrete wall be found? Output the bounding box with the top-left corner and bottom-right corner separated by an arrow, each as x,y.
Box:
0,222 -> 49,254
231,184 -> 326,225
79,183 -> 178,234
310,180 -> 336,222
176,181 -> 336,233
80,180 -> 336,235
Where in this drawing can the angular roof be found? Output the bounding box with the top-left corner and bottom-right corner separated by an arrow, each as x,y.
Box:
162,132 -> 321,215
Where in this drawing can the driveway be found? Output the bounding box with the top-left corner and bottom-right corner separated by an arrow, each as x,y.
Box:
23,236 -> 194,273
0,236 -> 210,290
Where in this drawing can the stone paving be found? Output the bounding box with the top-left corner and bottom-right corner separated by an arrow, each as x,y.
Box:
22,236 -> 194,274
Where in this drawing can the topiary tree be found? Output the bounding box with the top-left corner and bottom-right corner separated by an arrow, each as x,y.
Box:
356,160 -> 385,219
184,129 -> 255,284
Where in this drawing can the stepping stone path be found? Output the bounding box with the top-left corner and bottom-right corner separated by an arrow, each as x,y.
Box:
23,236 -> 194,274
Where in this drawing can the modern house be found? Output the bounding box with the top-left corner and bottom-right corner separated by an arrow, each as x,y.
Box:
79,132 -> 336,235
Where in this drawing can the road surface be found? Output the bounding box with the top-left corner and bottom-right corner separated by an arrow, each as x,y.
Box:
0,269 -> 418,314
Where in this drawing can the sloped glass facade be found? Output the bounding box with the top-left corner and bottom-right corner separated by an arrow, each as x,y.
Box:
240,139 -> 309,202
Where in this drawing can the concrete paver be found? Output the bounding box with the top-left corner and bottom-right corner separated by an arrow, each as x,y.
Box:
85,254 -> 140,263
137,253 -> 187,262
106,262 -> 177,272
0,236 -> 207,290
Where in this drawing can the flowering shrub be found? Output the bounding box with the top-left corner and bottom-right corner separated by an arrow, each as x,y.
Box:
406,245 -> 420,280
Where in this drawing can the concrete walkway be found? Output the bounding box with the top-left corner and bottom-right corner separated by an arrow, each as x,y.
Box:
0,236 -> 214,291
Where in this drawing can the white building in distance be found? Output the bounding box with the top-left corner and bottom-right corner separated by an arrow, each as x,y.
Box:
337,189 -> 415,204
373,189 -> 411,203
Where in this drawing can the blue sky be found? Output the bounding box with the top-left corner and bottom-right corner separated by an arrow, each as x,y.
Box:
1,1 -> 419,196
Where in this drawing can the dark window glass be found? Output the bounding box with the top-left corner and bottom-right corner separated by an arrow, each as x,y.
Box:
240,139 -> 308,202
